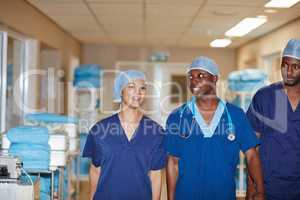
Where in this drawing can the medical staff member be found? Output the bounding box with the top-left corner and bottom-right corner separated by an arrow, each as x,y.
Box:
247,39 -> 300,200
83,70 -> 166,200
164,56 -> 265,200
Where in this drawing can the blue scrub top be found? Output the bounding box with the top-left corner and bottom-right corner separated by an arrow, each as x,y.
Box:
164,102 -> 259,200
247,82 -> 300,200
82,114 -> 166,200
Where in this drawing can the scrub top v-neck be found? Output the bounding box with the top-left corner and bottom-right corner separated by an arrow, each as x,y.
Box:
82,114 -> 166,200
118,114 -> 141,144
247,82 -> 300,199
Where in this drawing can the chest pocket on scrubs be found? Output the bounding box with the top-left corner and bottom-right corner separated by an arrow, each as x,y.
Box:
219,135 -> 239,168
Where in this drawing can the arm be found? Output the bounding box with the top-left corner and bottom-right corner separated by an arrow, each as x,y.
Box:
166,155 -> 179,200
89,164 -> 101,200
245,147 -> 265,200
150,169 -> 162,200
246,132 -> 261,200
246,173 -> 256,200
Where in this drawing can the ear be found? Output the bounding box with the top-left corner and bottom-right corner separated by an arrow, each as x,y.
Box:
213,75 -> 218,83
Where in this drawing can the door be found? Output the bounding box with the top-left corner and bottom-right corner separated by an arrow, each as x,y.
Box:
0,32 -> 8,133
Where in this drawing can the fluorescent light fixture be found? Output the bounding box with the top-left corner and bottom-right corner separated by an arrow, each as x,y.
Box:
225,17 -> 267,37
210,39 -> 232,48
265,0 -> 300,8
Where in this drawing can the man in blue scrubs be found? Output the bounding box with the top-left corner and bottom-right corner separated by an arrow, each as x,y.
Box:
164,56 -> 265,200
247,39 -> 300,200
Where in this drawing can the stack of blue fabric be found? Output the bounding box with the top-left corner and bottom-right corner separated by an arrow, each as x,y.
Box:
7,126 -> 50,170
25,112 -> 78,124
148,51 -> 169,62
228,69 -> 267,92
227,69 -> 267,111
73,64 -> 102,88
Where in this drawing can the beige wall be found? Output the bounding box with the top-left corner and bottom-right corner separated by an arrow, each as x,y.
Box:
81,44 -> 237,79
0,0 -> 81,114
237,18 -> 300,70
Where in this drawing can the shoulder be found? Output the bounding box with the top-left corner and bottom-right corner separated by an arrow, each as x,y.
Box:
253,82 -> 282,99
226,102 -> 245,116
143,115 -> 165,137
143,115 -> 162,128
89,114 -> 118,136
166,104 -> 187,122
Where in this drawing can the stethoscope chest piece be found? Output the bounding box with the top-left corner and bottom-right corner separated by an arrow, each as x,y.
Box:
227,133 -> 236,141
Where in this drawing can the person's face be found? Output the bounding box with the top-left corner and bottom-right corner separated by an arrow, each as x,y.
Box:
188,69 -> 218,97
122,79 -> 147,109
281,56 -> 300,87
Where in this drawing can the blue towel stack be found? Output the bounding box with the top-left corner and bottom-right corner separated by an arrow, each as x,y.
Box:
148,51 -> 169,62
228,69 -> 267,92
227,69 -> 267,111
73,64 -> 102,88
7,126 -> 50,170
25,112 -> 78,124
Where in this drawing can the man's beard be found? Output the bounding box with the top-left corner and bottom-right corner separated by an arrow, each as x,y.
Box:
283,77 -> 300,87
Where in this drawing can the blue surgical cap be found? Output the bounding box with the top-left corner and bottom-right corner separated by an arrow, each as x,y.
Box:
283,39 -> 300,60
187,56 -> 219,76
114,70 -> 146,103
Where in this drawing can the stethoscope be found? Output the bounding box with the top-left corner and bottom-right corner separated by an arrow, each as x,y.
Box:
178,97 -> 236,141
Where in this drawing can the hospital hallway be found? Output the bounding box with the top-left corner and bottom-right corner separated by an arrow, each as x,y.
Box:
0,0 -> 300,200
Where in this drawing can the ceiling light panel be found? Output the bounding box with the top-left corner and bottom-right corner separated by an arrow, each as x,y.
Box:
210,39 -> 232,47
225,17 -> 267,37
265,0 -> 300,8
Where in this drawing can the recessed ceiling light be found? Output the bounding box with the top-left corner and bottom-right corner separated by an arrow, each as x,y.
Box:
225,17 -> 267,37
210,39 -> 232,48
265,0 -> 300,8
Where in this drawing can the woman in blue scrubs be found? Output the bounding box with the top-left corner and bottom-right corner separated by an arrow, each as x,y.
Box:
83,70 -> 166,200
164,56 -> 265,200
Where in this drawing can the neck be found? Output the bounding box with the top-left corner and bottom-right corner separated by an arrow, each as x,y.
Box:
119,104 -> 142,122
195,95 -> 219,110
284,83 -> 300,97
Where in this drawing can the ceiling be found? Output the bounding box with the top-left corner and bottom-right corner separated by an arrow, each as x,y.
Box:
26,0 -> 300,48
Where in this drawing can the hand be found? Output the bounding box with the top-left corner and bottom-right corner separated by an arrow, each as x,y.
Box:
246,184 -> 256,200
251,192 -> 265,200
